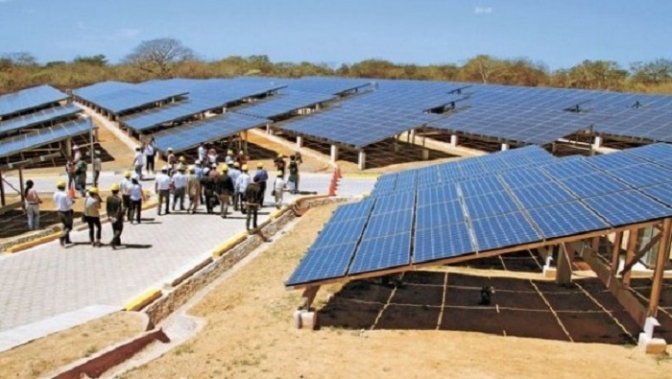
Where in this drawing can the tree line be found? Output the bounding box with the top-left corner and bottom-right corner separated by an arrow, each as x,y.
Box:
1,38 -> 671,94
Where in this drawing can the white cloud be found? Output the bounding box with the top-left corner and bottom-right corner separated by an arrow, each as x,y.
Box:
474,6 -> 494,14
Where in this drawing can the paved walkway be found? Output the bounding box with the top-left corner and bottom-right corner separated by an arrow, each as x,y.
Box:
0,170 -> 375,350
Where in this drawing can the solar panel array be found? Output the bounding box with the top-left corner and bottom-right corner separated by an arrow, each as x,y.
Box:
286,143 -> 672,287
236,90 -> 335,119
0,118 -> 94,159
0,103 -> 81,136
0,85 -> 68,117
152,112 -> 269,153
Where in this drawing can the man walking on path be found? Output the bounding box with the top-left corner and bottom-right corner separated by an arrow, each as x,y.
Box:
120,171 -> 133,222
144,137 -> 156,175
272,171 -> 286,209
198,142 -> 207,163
171,166 -> 188,211
53,180 -> 74,247
133,147 -> 144,180
245,176 -> 262,230
217,165 -> 234,218
93,151 -> 102,187
229,162 -> 241,211
74,158 -> 88,197
24,179 -> 42,231
253,162 -> 268,206
186,166 -> 201,214
106,183 -> 124,249
236,164 -> 251,214
128,177 -> 146,224
83,187 -> 102,247
155,166 -> 172,216
288,155 -> 300,194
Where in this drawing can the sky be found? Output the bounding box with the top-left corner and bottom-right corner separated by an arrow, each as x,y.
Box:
0,0 -> 670,70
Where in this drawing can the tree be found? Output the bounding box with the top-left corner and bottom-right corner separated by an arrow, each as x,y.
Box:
73,54 -> 108,67
566,60 -> 628,90
631,59 -> 672,85
124,38 -> 196,78
458,55 -> 501,84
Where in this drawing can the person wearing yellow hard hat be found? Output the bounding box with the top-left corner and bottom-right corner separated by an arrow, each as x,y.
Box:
120,171 -> 133,222
84,187 -> 103,247
274,154 -> 286,179
228,161 -> 242,211
253,162 -> 269,206
172,163 -> 188,212
186,164 -> 201,214
216,163 -> 234,218
235,163 -> 252,214
53,179 -> 74,247
272,170 -> 286,209
236,149 -> 248,167
106,182 -> 124,249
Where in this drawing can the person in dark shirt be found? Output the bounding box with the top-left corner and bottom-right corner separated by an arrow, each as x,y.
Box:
106,183 -> 124,249
288,155 -> 300,194
274,154 -> 286,179
217,165 -> 235,218
245,177 -> 262,230
253,162 -> 269,206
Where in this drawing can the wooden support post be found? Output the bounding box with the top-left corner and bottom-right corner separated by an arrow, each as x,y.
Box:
301,286 -> 320,310
623,228 -> 639,287
18,167 -> 25,208
621,233 -> 662,276
648,218 -> 672,317
556,243 -> 573,284
591,236 -> 600,254
608,232 -> 623,286
0,170 -> 5,206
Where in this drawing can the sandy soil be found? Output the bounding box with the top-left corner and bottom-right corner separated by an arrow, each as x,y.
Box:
113,204 -> 671,379
0,312 -> 146,378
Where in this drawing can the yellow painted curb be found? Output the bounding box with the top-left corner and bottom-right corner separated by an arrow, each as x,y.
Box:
124,287 -> 162,311
269,208 -> 287,220
5,232 -> 61,253
361,192 -> 371,197
211,231 -> 248,258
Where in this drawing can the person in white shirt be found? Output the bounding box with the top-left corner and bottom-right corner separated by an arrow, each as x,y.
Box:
120,171 -> 133,222
155,166 -> 172,215
72,145 -> 82,163
229,162 -> 241,210
129,177 -> 146,224
133,147 -> 144,179
144,138 -> 156,175
53,180 -> 74,246
235,165 -> 251,214
24,179 -> 42,230
197,143 -> 207,163
93,151 -> 102,187
272,171 -> 286,209
171,166 -> 188,211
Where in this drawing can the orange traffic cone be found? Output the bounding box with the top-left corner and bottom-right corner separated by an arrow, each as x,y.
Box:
68,183 -> 76,199
336,167 -> 342,179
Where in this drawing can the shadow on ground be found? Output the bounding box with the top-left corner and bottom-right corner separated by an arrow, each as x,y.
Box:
318,271 -> 642,345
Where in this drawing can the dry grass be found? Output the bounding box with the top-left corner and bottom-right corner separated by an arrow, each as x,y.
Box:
0,312 -> 145,379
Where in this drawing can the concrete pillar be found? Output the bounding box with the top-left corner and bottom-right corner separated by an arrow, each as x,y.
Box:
501,143 -> 510,151
330,145 -> 339,163
393,139 -> 399,153
358,149 -> 366,170
65,137 -> 72,158
556,243 -> 573,285
450,135 -> 458,148
409,129 -> 416,144
296,136 -> 303,149
422,148 -> 430,160
266,123 -> 272,135
593,136 -> 603,149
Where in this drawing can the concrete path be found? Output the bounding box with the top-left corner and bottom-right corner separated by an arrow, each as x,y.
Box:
0,169 -> 374,351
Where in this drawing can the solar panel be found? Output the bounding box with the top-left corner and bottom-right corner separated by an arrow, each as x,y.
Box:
584,152 -> 646,170
417,184 -> 459,205
604,163 -> 672,187
348,232 -> 412,274
413,222 -> 474,264
0,118 -> 94,158
623,143 -> 672,161
471,211 -> 542,252
0,85 -> 68,117
285,242 -> 359,286
640,184 -> 672,205
583,190 -> 672,226
373,191 -> 415,214
527,201 -> 610,239
328,200 -> 375,222
152,112 -> 269,153
464,191 -> 520,219
415,201 -> 465,230
312,219 -> 370,248
558,173 -> 630,198
236,90 -> 335,119
0,103 -> 80,136
458,176 -> 507,197
363,211 -> 413,237
541,159 -> 597,179
510,182 -> 577,209
498,168 -> 554,189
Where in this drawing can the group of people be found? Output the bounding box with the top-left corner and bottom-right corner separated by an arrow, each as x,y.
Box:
26,141 -> 303,248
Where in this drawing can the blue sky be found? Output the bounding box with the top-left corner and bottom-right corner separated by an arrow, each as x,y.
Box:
0,0 -> 670,70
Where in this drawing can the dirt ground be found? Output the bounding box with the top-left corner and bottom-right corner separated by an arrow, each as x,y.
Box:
109,204 -> 670,379
0,312 -> 145,378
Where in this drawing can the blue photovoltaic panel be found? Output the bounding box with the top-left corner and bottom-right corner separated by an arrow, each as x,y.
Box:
0,85 -> 68,117
417,184 -> 459,206
312,218 -> 369,248
527,201 -> 610,239
583,190 -> 672,226
541,159 -> 596,179
0,104 -> 80,136
121,97 -> 227,132
641,184 -> 672,205
603,163 -> 672,188
363,211 -> 413,237
328,199 -> 375,222
623,143 -> 672,162
0,118 -> 94,158
585,153 -> 646,171
415,201 -> 464,230
394,171 -> 418,191
559,173 -> 630,198
511,182 -> 577,209
499,168 -> 553,189
153,112 -> 269,153
348,232 -> 412,274
286,242 -> 359,286
373,191 -> 415,214
472,211 -> 542,252
413,222 -> 474,264
237,90 -> 335,119
464,191 -> 520,219
84,88 -> 189,114
458,176 -> 506,197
